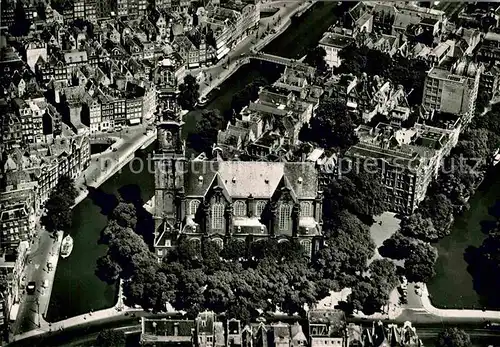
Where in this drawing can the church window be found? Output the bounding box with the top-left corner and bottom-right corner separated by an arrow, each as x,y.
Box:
211,203 -> 224,230
189,200 -> 200,215
234,201 -> 246,217
300,202 -> 313,217
213,238 -> 223,249
301,240 -> 312,257
279,204 -> 291,231
255,201 -> 266,217
190,238 -> 201,252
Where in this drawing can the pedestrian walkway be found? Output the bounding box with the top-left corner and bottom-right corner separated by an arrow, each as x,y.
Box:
419,284 -> 500,321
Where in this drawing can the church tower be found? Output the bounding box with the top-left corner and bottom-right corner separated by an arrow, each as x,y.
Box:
152,67 -> 186,258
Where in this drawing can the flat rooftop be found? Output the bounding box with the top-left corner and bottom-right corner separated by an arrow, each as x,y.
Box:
319,33 -> 353,48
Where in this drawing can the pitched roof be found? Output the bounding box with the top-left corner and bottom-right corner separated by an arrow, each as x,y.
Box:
184,161 -> 318,199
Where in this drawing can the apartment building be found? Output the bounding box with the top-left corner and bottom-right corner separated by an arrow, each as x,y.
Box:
199,2 -> 259,61
345,122 -> 457,214
117,0 -> 148,17
422,62 -> 480,124
0,186 -> 37,254
347,321 -> 423,347
318,32 -> 354,68
1,131 -> 91,205
141,313 -> 309,347
478,31 -> 500,63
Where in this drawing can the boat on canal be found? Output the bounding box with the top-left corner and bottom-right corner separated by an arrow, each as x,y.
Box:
60,235 -> 74,258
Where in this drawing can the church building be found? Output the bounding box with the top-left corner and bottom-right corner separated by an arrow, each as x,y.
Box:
152,71 -> 324,259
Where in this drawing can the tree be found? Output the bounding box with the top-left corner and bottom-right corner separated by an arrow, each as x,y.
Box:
453,128 -> 497,166
110,202 -> 137,229
348,259 -> 398,315
404,240 -> 437,283
58,176 -> 78,201
41,176 -> 77,233
230,78 -> 267,117
178,74 -> 199,110
472,103 -> 500,135
95,254 -> 121,284
304,46 -> 328,72
221,238 -> 247,261
435,328 -> 471,347
465,231 -> 500,308
378,231 -> 413,260
314,211 -> 375,287
95,329 -> 125,347
323,169 -> 387,221
399,213 -> 440,242
418,193 -> 454,235
187,109 -> 225,154
300,98 -> 358,150
475,91 -> 490,115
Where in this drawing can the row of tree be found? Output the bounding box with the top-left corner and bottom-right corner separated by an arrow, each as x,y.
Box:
463,104 -> 500,308
41,176 -> 78,234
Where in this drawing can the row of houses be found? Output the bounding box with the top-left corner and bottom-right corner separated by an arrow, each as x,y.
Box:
6,0 -> 259,69
215,65 -> 323,161
139,310 -> 422,347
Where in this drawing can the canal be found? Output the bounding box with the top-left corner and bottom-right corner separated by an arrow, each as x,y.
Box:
46,1 -> 342,322
428,165 -> 500,310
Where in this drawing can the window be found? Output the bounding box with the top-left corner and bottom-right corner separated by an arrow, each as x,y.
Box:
234,201 -> 246,217
255,201 -> 266,217
211,203 -> 224,230
189,200 -> 200,215
190,238 -> 201,251
279,204 -> 291,230
300,202 -> 313,217
301,240 -> 312,257
213,238 -> 223,249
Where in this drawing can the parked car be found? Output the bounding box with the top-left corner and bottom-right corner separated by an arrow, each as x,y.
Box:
27,282 -> 36,294
42,280 -> 49,288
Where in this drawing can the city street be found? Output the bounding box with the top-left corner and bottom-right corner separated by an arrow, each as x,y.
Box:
11,231 -> 62,335
11,125 -> 155,337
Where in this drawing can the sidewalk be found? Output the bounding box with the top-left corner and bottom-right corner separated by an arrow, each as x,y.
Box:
419,284 -> 500,321
12,280 -> 141,343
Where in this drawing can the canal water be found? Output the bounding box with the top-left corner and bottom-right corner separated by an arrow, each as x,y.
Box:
428,165 -> 500,310
46,1 -> 342,321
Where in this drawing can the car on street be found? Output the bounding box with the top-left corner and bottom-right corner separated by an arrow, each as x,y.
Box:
42,280 -> 49,288
27,282 -> 36,294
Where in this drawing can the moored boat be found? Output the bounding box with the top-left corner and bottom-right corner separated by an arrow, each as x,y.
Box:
60,235 -> 74,258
